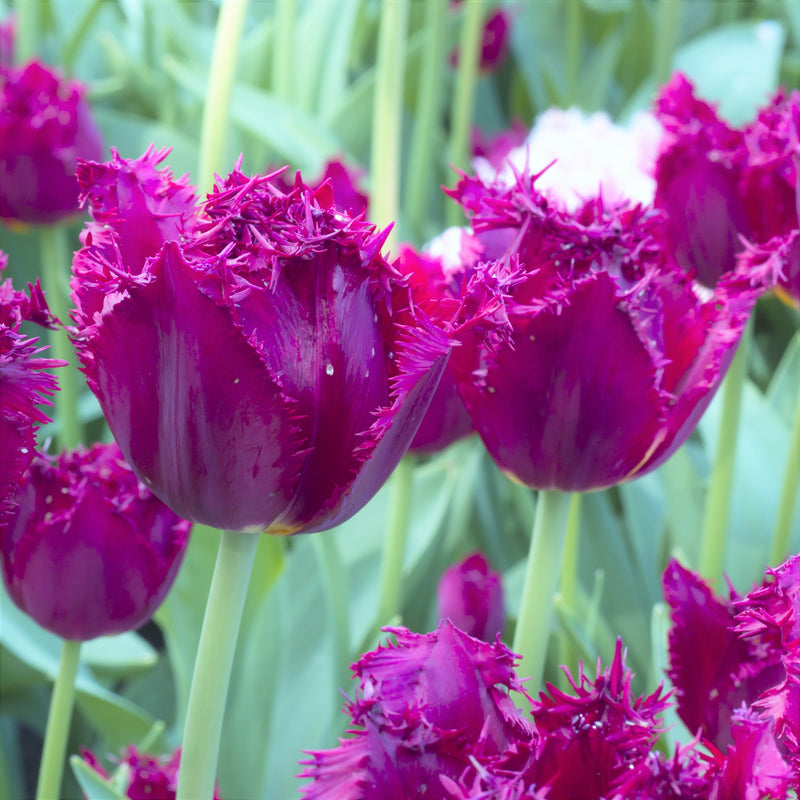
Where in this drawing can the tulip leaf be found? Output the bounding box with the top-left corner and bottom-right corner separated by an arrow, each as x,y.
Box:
766,330 -> 800,424
70,756 -> 128,800
81,633 -> 158,678
673,20 -> 786,124
0,586 -> 156,749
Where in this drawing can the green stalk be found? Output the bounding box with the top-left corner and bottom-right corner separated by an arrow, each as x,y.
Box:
40,225 -> 82,451
698,320 -> 751,585
557,494 -> 582,687
36,639 -> 82,800
770,385 -> 800,565
272,0 -> 297,102
565,0 -> 583,106
446,0 -> 484,227
405,0 -> 448,238
314,534 -> 351,693
370,0 -> 410,249
197,0 -> 250,194
15,0 -> 40,64
512,489 -> 574,690
652,0 -> 683,85
61,0 -> 104,75
176,530 -> 259,800
376,457 -> 414,627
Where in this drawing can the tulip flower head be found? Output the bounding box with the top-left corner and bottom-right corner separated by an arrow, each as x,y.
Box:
663,556 -> 800,786
0,443 -> 190,640
82,745 -> 223,800
0,260 -> 62,519
436,551 -> 504,641
0,60 -> 103,224
447,169 -> 777,492
654,72 -> 800,301
71,149 -> 457,533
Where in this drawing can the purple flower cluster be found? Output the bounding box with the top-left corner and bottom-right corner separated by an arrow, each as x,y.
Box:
300,551 -> 800,800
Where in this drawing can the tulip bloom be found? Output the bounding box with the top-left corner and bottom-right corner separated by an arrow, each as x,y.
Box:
448,171 -> 776,492
655,73 -> 800,301
1,261 -> 62,517
0,443 -> 190,640
436,551 -> 504,641
663,556 -> 800,783
71,149 -> 455,533
0,60 -> 103,224
82,746 -> 223,800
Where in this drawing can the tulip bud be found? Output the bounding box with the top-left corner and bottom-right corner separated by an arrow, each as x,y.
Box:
0,443 -> 190,640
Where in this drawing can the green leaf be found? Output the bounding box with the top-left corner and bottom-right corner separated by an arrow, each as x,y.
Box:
81,633 -> 158,679
70,756 -> 128,800
673,20 -> 786,124
0,586 -> 156,749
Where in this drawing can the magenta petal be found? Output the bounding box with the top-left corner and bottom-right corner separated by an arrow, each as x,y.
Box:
78,243 -> 307,532
461,273 -> 667,491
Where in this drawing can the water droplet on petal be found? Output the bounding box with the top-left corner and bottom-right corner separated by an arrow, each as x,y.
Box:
325,363 -> 334,376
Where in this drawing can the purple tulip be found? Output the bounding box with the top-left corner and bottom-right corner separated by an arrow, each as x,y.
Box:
448,172 -> 776,492
663,556 -> 800,785
1,260 -> 62,518
0,442 -> 190,640
71,149 -> 456,534
654,73 -> 800,302
82,746 -> 223,800
0,60 -> 103,224
436,551 -> 504,641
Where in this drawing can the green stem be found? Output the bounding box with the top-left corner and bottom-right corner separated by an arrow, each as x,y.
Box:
272,0 -> 297,102
376,457 -> 414,627
446,0 -> 484,227
698,319 -> 751,585
370,0 -> 410,249
557,494 -> 582,687
770,384 -> 800,565
405,0 -> 448,239
565,0 -> 583,106
652,0 -> 683,85
15,0 -> 40,64
176,530 -> 259,800
314,534 -> 351,692
41,225 -> 82,451
198,0 -> 250,194
512,489 -> 574,690
36,639 -> 82,800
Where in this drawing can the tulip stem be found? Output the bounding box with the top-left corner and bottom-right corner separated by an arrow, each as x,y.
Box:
15,0 -> 40,64
36,639 -> 82,800
272,0 -> 297,102
198,0 -> 250,194
565,0 -> 583,105
512,489 -> 573,691
176,529 -> 259,800
557,494 -> 582,688
376,457 -> 414,627
405,0 -> 448,239
40,224 -> 82,450
652,0 -> 683,84
698,319 -> 751,586
314,534 -> 351,693
370,0 -> 409,250
447,0 -> 485,227
770,383 -> 800,565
